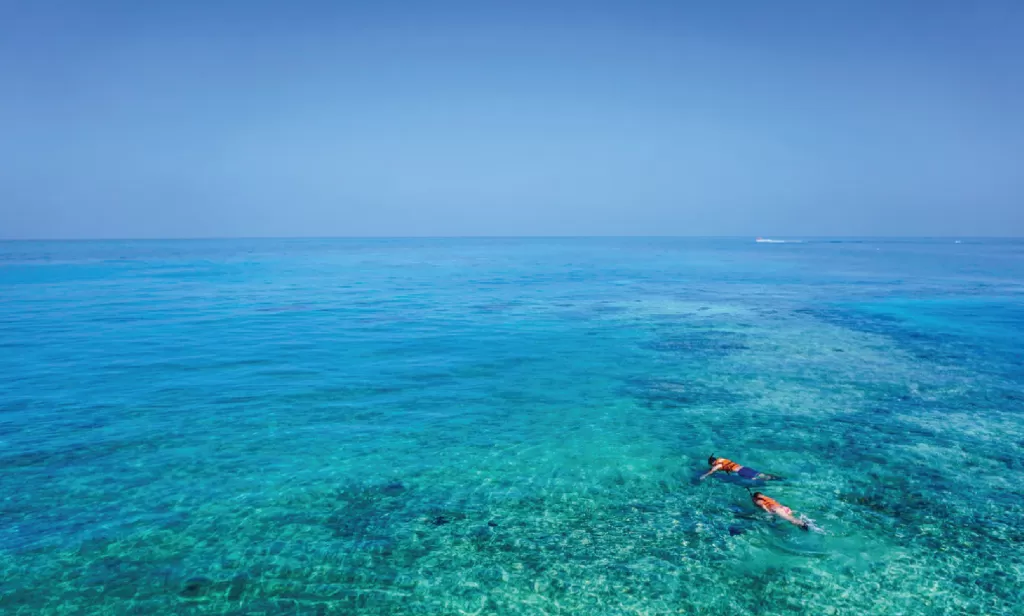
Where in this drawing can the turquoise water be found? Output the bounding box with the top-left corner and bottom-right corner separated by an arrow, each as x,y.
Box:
1,238 -> 1022,615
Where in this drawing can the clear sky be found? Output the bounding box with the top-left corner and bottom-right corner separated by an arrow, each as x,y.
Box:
2,0 -> 1023,238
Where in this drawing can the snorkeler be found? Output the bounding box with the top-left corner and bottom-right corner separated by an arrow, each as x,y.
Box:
701,455 -> 782,482
751,491 -> 809,530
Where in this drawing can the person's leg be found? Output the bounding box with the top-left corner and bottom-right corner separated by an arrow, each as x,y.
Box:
777,510 -> 809,530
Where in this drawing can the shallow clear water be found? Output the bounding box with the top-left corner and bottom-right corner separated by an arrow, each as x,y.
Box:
1,238 -> 1022,615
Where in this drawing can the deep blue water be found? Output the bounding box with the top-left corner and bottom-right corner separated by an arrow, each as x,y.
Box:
1,238 -> 1022,615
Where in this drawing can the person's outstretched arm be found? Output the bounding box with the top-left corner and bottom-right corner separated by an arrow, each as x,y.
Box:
700,464 -> 723,480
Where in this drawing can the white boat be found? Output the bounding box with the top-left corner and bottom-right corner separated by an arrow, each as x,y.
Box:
755,237 -> 787,243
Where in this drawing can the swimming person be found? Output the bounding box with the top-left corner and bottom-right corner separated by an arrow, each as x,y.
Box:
701,455 -> 782,481
751,491 -> 810,530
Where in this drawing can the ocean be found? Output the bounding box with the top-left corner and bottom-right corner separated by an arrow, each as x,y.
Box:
1,238 -> 1022,615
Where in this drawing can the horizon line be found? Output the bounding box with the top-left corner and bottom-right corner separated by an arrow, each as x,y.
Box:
2,234 -> 1023,242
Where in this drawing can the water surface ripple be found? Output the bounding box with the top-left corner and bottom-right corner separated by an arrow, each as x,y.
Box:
1,238 -> 1022,615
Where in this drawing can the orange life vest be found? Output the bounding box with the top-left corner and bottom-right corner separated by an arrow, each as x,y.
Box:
715,458 -> 742,473
753,494 -> 790,514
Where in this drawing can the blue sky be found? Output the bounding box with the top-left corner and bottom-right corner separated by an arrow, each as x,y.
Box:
1,1 -> 1022,238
